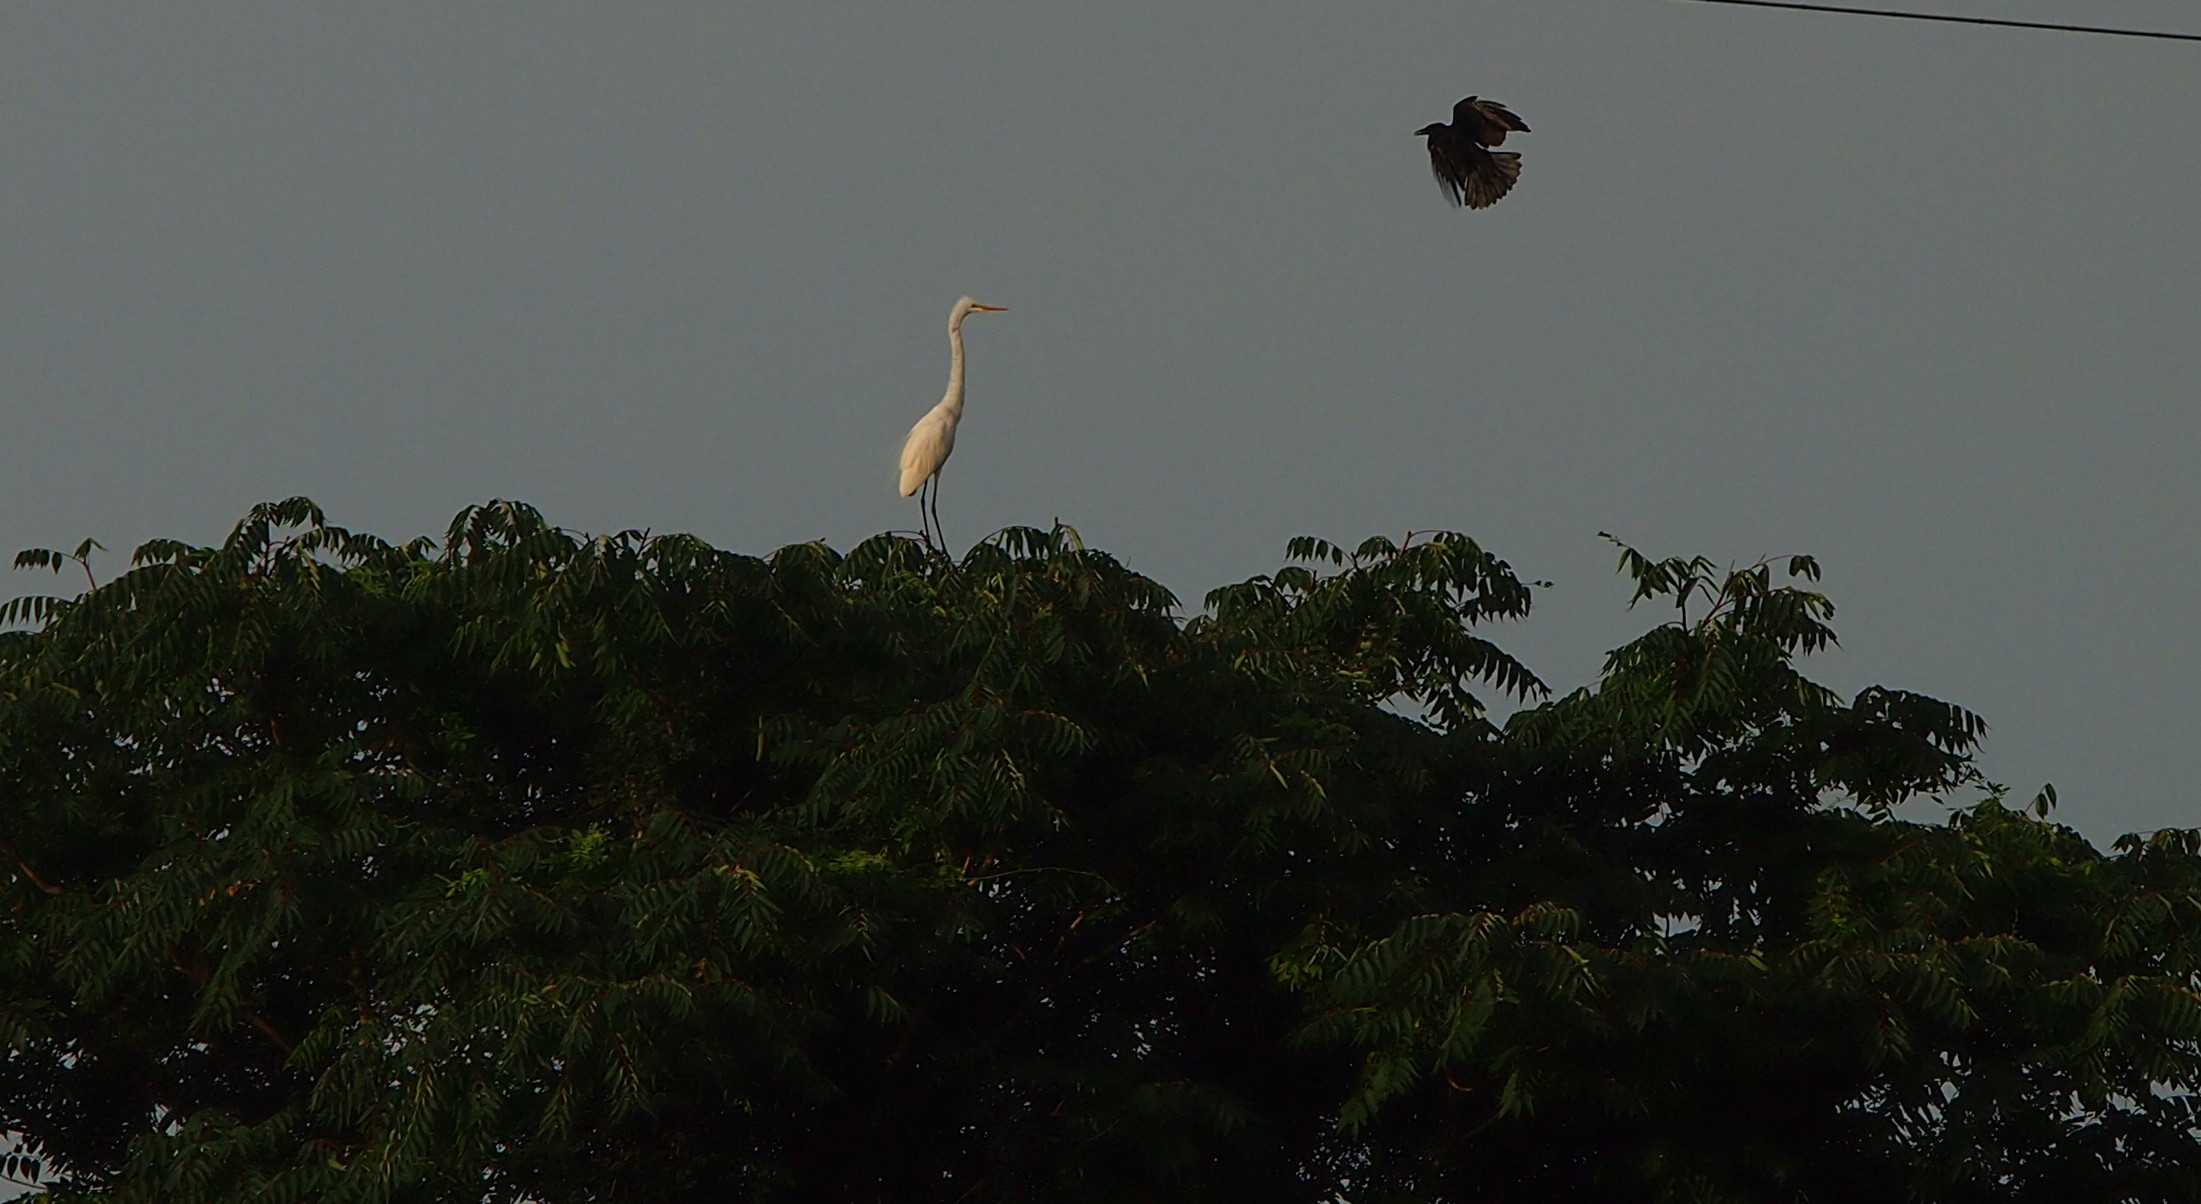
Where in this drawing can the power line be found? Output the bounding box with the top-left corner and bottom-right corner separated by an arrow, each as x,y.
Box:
1680,0 -> 2201,42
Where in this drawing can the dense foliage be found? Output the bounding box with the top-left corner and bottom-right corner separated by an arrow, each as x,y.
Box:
1,499 -> 2197,1202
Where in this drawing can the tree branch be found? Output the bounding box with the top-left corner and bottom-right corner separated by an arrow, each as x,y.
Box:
0,835 -> 63,896
171,954 -> 297,1056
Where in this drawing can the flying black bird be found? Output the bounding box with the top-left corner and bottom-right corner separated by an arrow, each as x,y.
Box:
1417,96 -> 1530,210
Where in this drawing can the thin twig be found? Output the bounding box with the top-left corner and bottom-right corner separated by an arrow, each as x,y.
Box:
171,954 -> 297,1055
0,835 -> 62,896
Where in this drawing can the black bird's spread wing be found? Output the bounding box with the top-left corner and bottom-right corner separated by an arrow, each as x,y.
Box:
1424,133 -> 1476,207
1467,151 -> 1521,209
1425,134 -> 1521,210
1452,96 -> 1530,147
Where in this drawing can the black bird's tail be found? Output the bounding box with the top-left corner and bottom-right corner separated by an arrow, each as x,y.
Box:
1463,152 -> 1521,210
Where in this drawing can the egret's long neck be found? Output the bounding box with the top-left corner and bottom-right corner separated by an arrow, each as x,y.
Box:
943,319 -> 968,415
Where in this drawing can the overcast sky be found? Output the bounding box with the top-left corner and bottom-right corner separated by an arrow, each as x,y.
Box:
1,2 -> 2196,841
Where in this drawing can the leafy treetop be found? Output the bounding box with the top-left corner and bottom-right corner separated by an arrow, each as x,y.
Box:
0,499 -> 2195,1203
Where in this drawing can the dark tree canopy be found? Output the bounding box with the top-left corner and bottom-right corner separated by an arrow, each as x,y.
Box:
1,500 -> 2197,1202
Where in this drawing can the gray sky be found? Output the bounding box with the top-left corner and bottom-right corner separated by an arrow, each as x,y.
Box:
2,2 -> 2196,841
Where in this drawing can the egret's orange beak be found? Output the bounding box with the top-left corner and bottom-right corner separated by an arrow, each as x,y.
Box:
973,304 -> 1007,311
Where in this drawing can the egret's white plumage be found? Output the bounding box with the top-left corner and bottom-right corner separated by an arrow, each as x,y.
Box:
896,411 -> 953,499
898,295 -> 1004,546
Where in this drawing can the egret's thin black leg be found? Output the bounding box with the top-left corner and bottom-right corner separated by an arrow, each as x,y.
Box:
928,474 -> 947,554
917,477 -> 936,550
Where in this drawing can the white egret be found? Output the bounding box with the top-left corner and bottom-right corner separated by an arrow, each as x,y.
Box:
898,295 -> 1006,549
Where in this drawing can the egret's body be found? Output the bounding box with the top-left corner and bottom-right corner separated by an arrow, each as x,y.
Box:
898,295 -> 1004,547
898,410 -> 957,498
